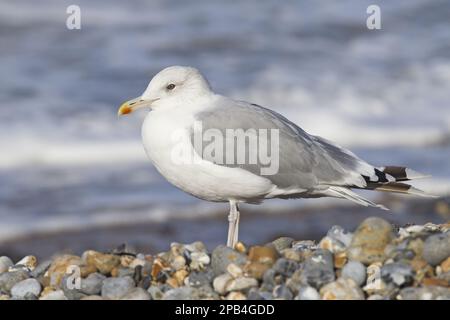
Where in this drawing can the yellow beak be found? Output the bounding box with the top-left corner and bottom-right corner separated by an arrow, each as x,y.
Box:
117,97 -> 147,116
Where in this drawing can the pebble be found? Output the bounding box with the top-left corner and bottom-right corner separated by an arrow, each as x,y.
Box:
320,278 -> 365,300
422,233 -> 450,266
226,291 -> 247,300
225,276 -> 258,292
101,276 -> 135,300
0,270 -> 29,293
0,256 -> 14,274
213,273 -> 232,295
40,289 -> 68,300
347,217 -> 394,265
10,278 -> 41,299
381,262 -> 414,287
83,250 -> 120,275
327,225 -> 353,247
295,286 -> 320,300
120,287 -> 151,300
341,260 -> 366,286
300,249 -> 335,289
190,251 -> 211,270
243,261 -> 270,280
273,258 -> 298,277
398,286 -> 450,300
46,254 -> 83,287
30,260 -> 52,279
226,263 -> 243,278
188,269 -> 214,288
12,255 -> 37,272
441,257 -> 450,273
272,237 -> 294,252
163,287 -> 200,300
272,284 -> 293,300
80,272 -> 106,295
248,246 -> 278,265
148,286 -> 164,300
211,245 -> 247,276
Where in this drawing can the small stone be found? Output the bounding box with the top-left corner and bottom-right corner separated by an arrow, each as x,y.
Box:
291,240 -> 317,252
243,262 -> 270,280
281,249 -> 302,262
398,286 -> 450,300
295,286 -> 320,300
347,217 -> 394,265
273,284 -> 293,300
300,249 -> 335,289
30,260 -> 52,279
226,291 -> 247,300
0,256 -> 14,274
12,255 -> 37,272
83,251 -> 120,275
272,237 -> 294,252
184,241 -> 208,253
423,233 -> 450,266
225,277 -> 258,292
213,273 -> 233,295
120,255 -> 135,268
190,251 -> 210,270
327,225 -> 353,247
334,251 -> 348,269
235,242 -> 247,254
129,258 -> 146,269
248,246 -> 279,266
273,258 -> 298,277
441,257 -> 450,273
187,269 -> 214,288
40,289 -> 67,300
170,255 -> 186,270
341,261 -> 366,286
381,262 -> 414,287
320,278 -> 365,300
173,269 -> 189,286
227,263 -> 243,278
211,245 -> 247,276
101,276 -> 135,300
80,273 -> 106,295
81,295 -> 104,300
0,270 -> 29,293
162,287 -> 202,300
148,286 -> 164,300
10,279 -> 41,299
46,255 -> 83,287
121,287 -> 150,300
319,236 -> 346,253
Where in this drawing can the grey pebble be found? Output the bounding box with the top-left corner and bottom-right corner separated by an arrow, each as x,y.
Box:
295,286 -> 320,300
381,262 -> 414,287
273,284 -> 293,300
10,278 -> 41,299
0,270 -> 29,293
271,237 -> 294,252
423,232 -> 450,266
81,272 -> 106,295
30,259 -> 52,278
121,287 -> 151,300
0,256 -> 14,274
101,276 -> 135,300
300,249 -> 335,289
273,258 -> 298,277
341,260 -> 366,286
211,245 -> 247,276
148,286 -> 164,300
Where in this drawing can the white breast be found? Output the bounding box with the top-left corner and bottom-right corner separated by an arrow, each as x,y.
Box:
141,109 -> 274,202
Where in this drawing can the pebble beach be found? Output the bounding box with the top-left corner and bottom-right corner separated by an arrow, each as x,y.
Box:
0,216 -> 449,300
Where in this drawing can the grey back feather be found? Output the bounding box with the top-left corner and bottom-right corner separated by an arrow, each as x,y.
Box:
191,97 -> 370,190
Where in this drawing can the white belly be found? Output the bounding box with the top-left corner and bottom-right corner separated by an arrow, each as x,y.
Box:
141,111 -> 274,202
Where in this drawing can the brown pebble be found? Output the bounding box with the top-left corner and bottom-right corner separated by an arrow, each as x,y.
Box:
441,257 -> 450,273
248,246 -> 278,265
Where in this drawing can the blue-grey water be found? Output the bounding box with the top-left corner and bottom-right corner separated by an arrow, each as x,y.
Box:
0,0 -> 449,257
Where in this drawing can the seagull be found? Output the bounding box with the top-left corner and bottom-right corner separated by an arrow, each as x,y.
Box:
118,66 -> 431,248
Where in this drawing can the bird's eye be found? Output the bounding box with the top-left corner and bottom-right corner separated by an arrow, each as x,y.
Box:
166,83 -> 176,90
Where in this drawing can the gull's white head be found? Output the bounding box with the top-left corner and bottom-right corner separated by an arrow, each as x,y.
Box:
118,66 -> 211,115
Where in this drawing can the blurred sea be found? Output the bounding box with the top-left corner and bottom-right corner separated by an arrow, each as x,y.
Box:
0,0 -> 449,258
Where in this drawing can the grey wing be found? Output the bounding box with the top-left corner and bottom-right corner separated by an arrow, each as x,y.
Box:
191,97 -> 372,191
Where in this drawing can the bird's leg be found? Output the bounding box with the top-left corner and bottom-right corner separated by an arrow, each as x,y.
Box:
227,200 -> 240,248
233,203 -> 240,247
